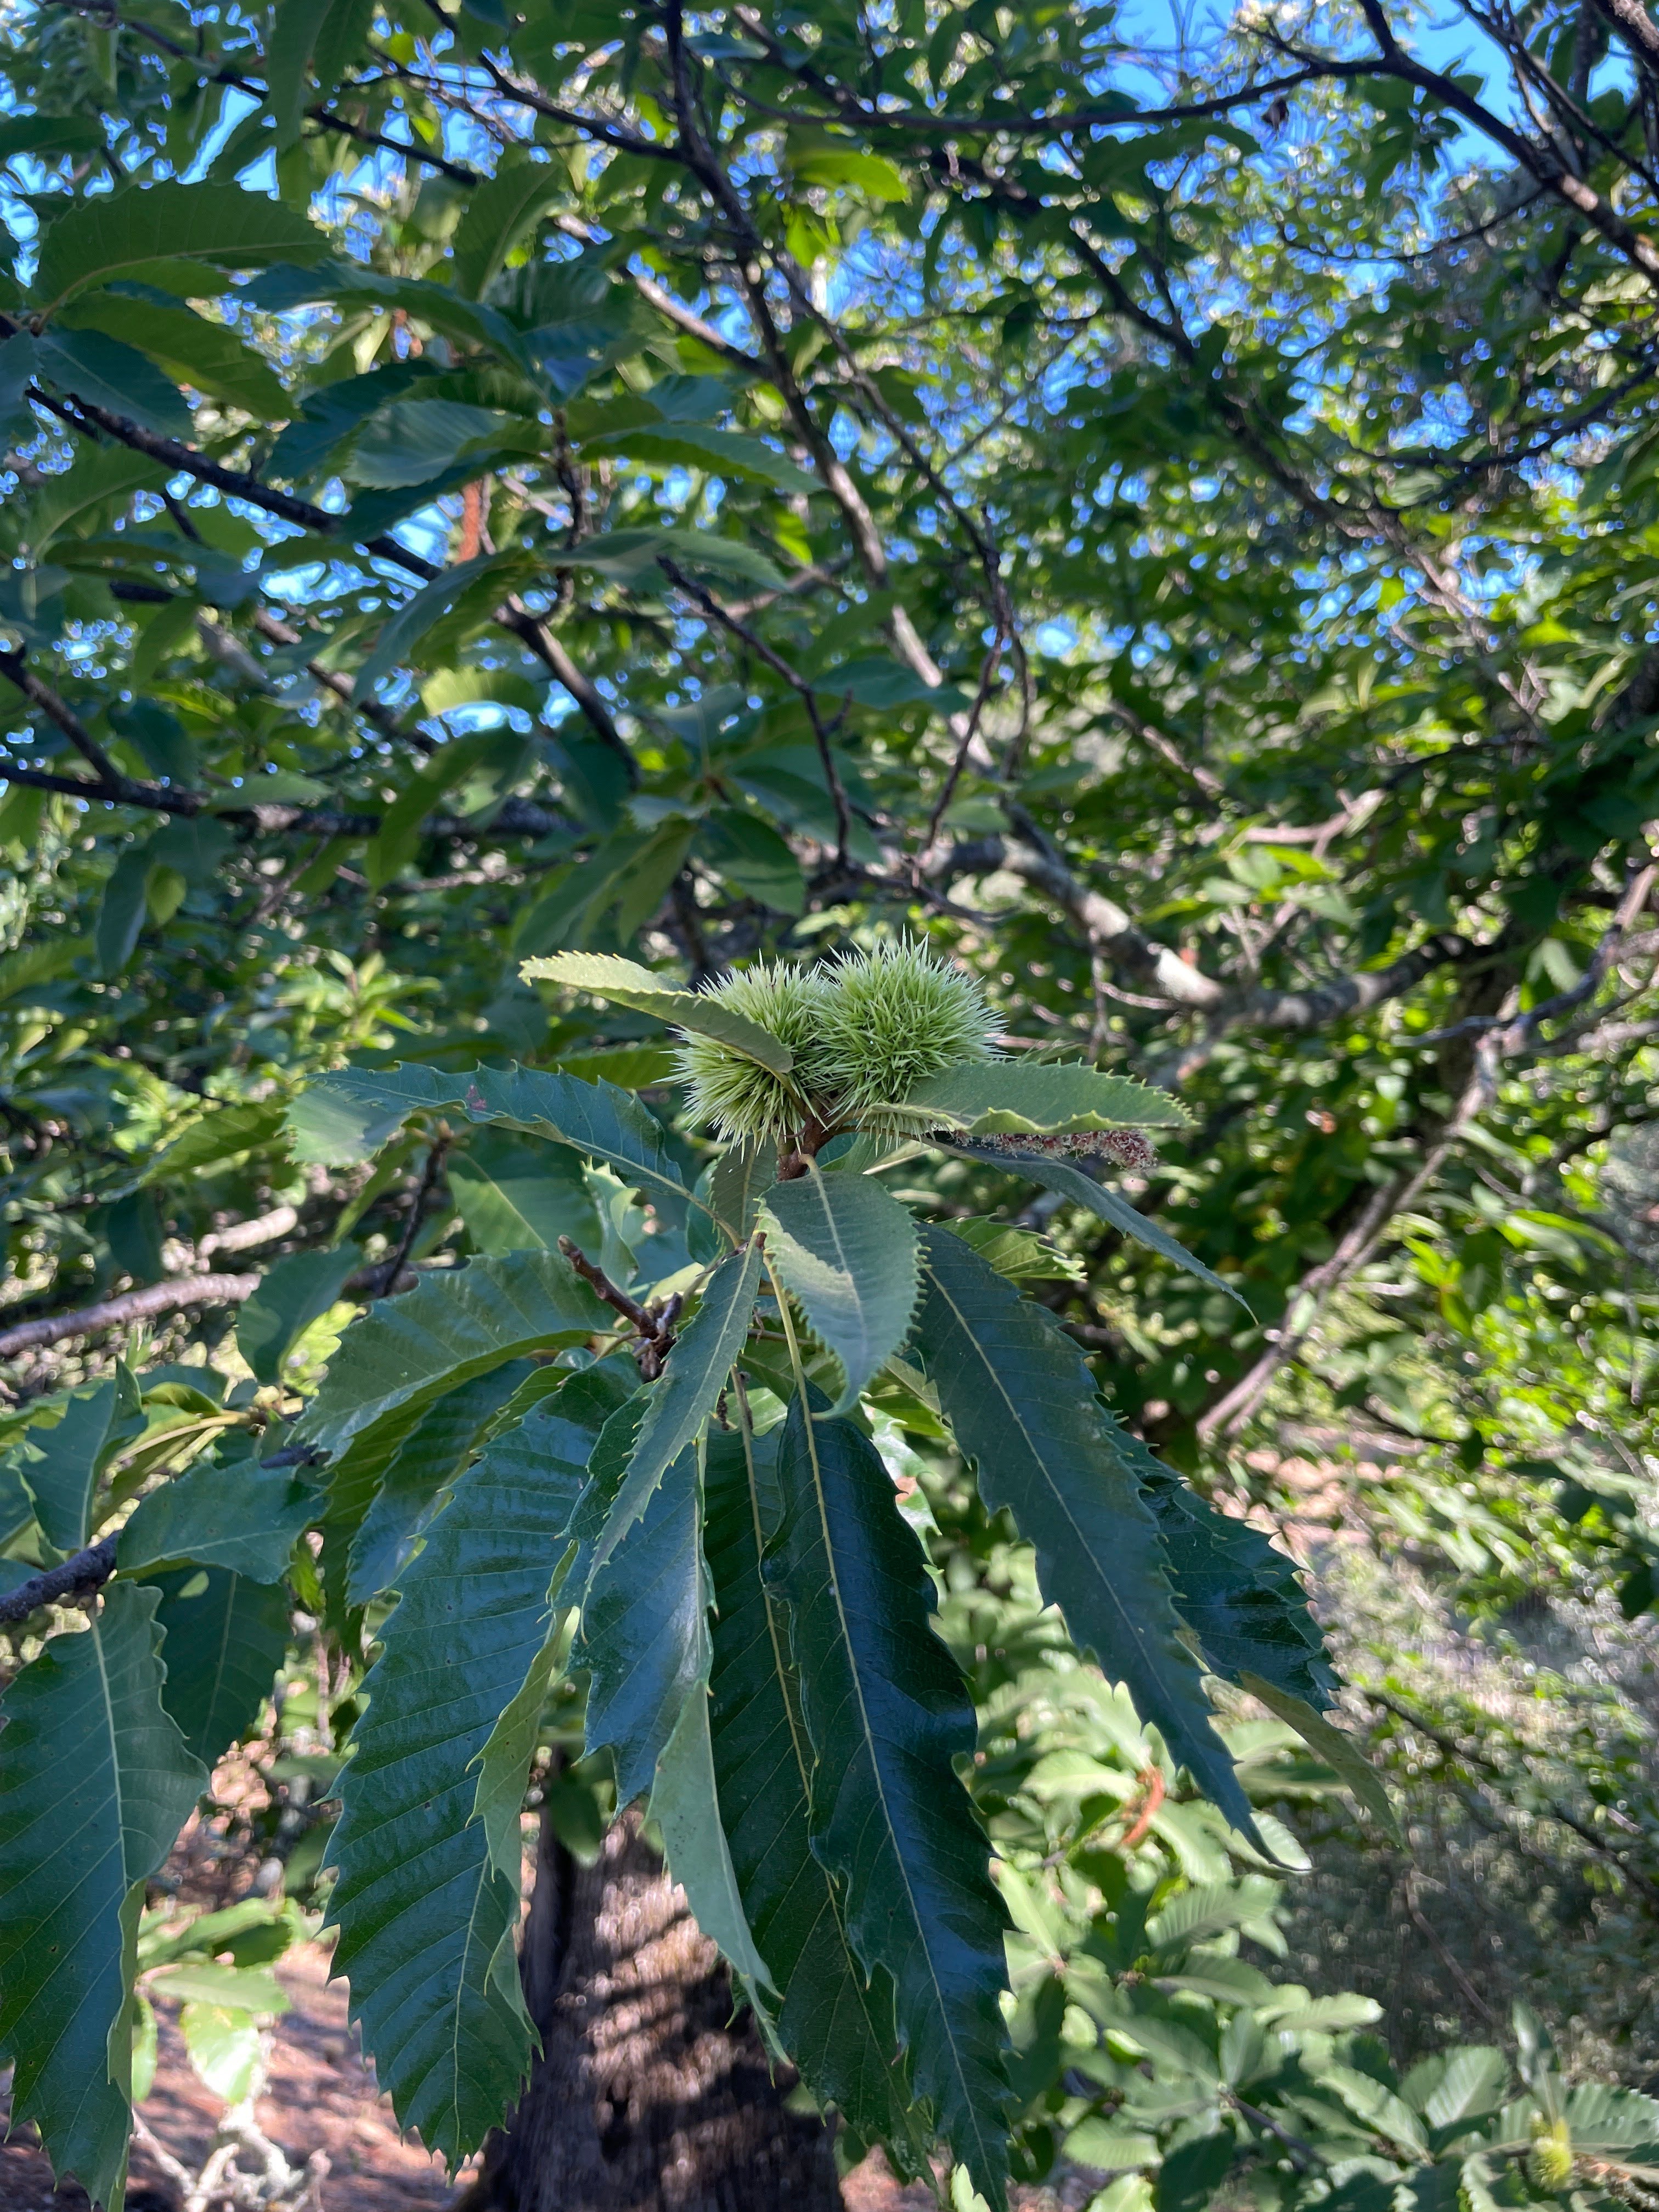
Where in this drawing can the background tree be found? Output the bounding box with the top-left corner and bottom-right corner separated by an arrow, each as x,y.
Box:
5,0 -> 1659,2204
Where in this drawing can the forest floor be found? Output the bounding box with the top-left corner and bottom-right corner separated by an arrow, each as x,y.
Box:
0,1939 -> 1095,2212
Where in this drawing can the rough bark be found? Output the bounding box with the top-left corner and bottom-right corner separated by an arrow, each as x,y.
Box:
462,1805 -> 844,2212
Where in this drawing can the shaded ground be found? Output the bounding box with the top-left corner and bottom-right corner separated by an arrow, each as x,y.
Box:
0,1939 -> 1095,2212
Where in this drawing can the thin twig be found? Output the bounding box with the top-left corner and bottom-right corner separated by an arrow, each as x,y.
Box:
0,1271 -> 262,1361
557,1237 -> 681,1378
658,556 -> 852,864
370,1138 -> 449,1297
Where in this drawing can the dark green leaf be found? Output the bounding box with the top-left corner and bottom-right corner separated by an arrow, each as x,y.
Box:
911,1063 -> 1191,1132
145,1567 -> 291,1768
696,811 -> 806,915
582,1429 -> 707,1807
946,1218 -> 1082,1282
450,148 -> 567,299
704,1422 -> 924,2157
33,181 -> 325,313
348,402 -> 538,491
18,1370 -> 143,1554
56,295 -> 288,417
521,952 -> 796,1074
950,1145 -> 1248,1307
267,0 -> 375,145
326,1385 -> 600,2160
118,1454 -> 313,1581
647,1687 -> 772,1991
345,1358 -> 535,1605
289,1062 -> 695,1232
236,1247 -> 359,1388
760,1166 -> 919,1414
136,1101 -> 289,1189
587,1242 -> 762,1578
0,115 -> 106,160
0,1584 -> 206,2209
769,1394 -> 1011,2206
583,421 -> 817,490
296,1248 -> 604,1461
912,1225 -> 1257,1842
1135,1451 -> 1335,1709
95,847 -> 153,979
352,553 -> 514,703
708,1141 -> 777,1246
239,261 -> 527,369
447,1130 -> 603,1256
36,329 -> 194,440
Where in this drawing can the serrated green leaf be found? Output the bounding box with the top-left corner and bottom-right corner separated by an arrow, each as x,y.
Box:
26,442 -> 166,555
950,1145 -> 1247,1307
0,1584 -> 207,2211
296,1249 -> 603,1461
584,420 -> 817,490
522,952 -> 795,1075
708,1140 -> 777,1246
447,1128 -> 602,1256
697,812 -> 806,915
910,1063 -> 1191,1132
267,0 -> 375,145
704,1421 -> 924,2157
1133,1452 -> 1335,1709
326,1386 -> 601,2162
648,1691 -> 773,1992
471,1621 -> 562,1885
142,1567 -> 290,1769
0,114 -> 106,160
450,149 -> 567,299
18,1370 -> 143,1554
1237,1675 -> 1400,1840
94,847 -> 152,979
566,527 -> 789,595
1401,2046 -> 1508,2127
288,1061 -> 694,1232
947,1217 -> 1082,1282
236,1246 -> 359,1388
586,1243 -> 761,1578
0,934 -> 87,1002
57,295 -> 288,417
240,261 -> 528,370
349,400 -> 539,491
35,329 -> 194,440
137,1100 -> 289,1189
912,1225 -> 1257,1843
118,1454 -> 313,1582
555,1042 -> 679,1090
345,1358 -> 535,1606
769,1393 -> 1012,2207
33,182 -> 325,315
760,1166 -> 918,1414
352,552 -> 514,703
582,1430 -> 707,1807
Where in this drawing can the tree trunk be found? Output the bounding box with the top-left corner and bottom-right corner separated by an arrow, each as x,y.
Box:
461,1804 -> 844,2212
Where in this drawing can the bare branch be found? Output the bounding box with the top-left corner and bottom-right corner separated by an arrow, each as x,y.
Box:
0,1536 -> 119,1627
658,556 -> 852,863
0,647 -> 138,794
0,1272 -> 262,1362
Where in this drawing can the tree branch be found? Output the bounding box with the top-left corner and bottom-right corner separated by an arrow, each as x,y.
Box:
3,330 -> 631,769
556,1236 -> 682,1379
0,761 -> 569,844
0,1536 -> 119,1627
0,1272 -> 262,1361
0,647 -> 138,794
